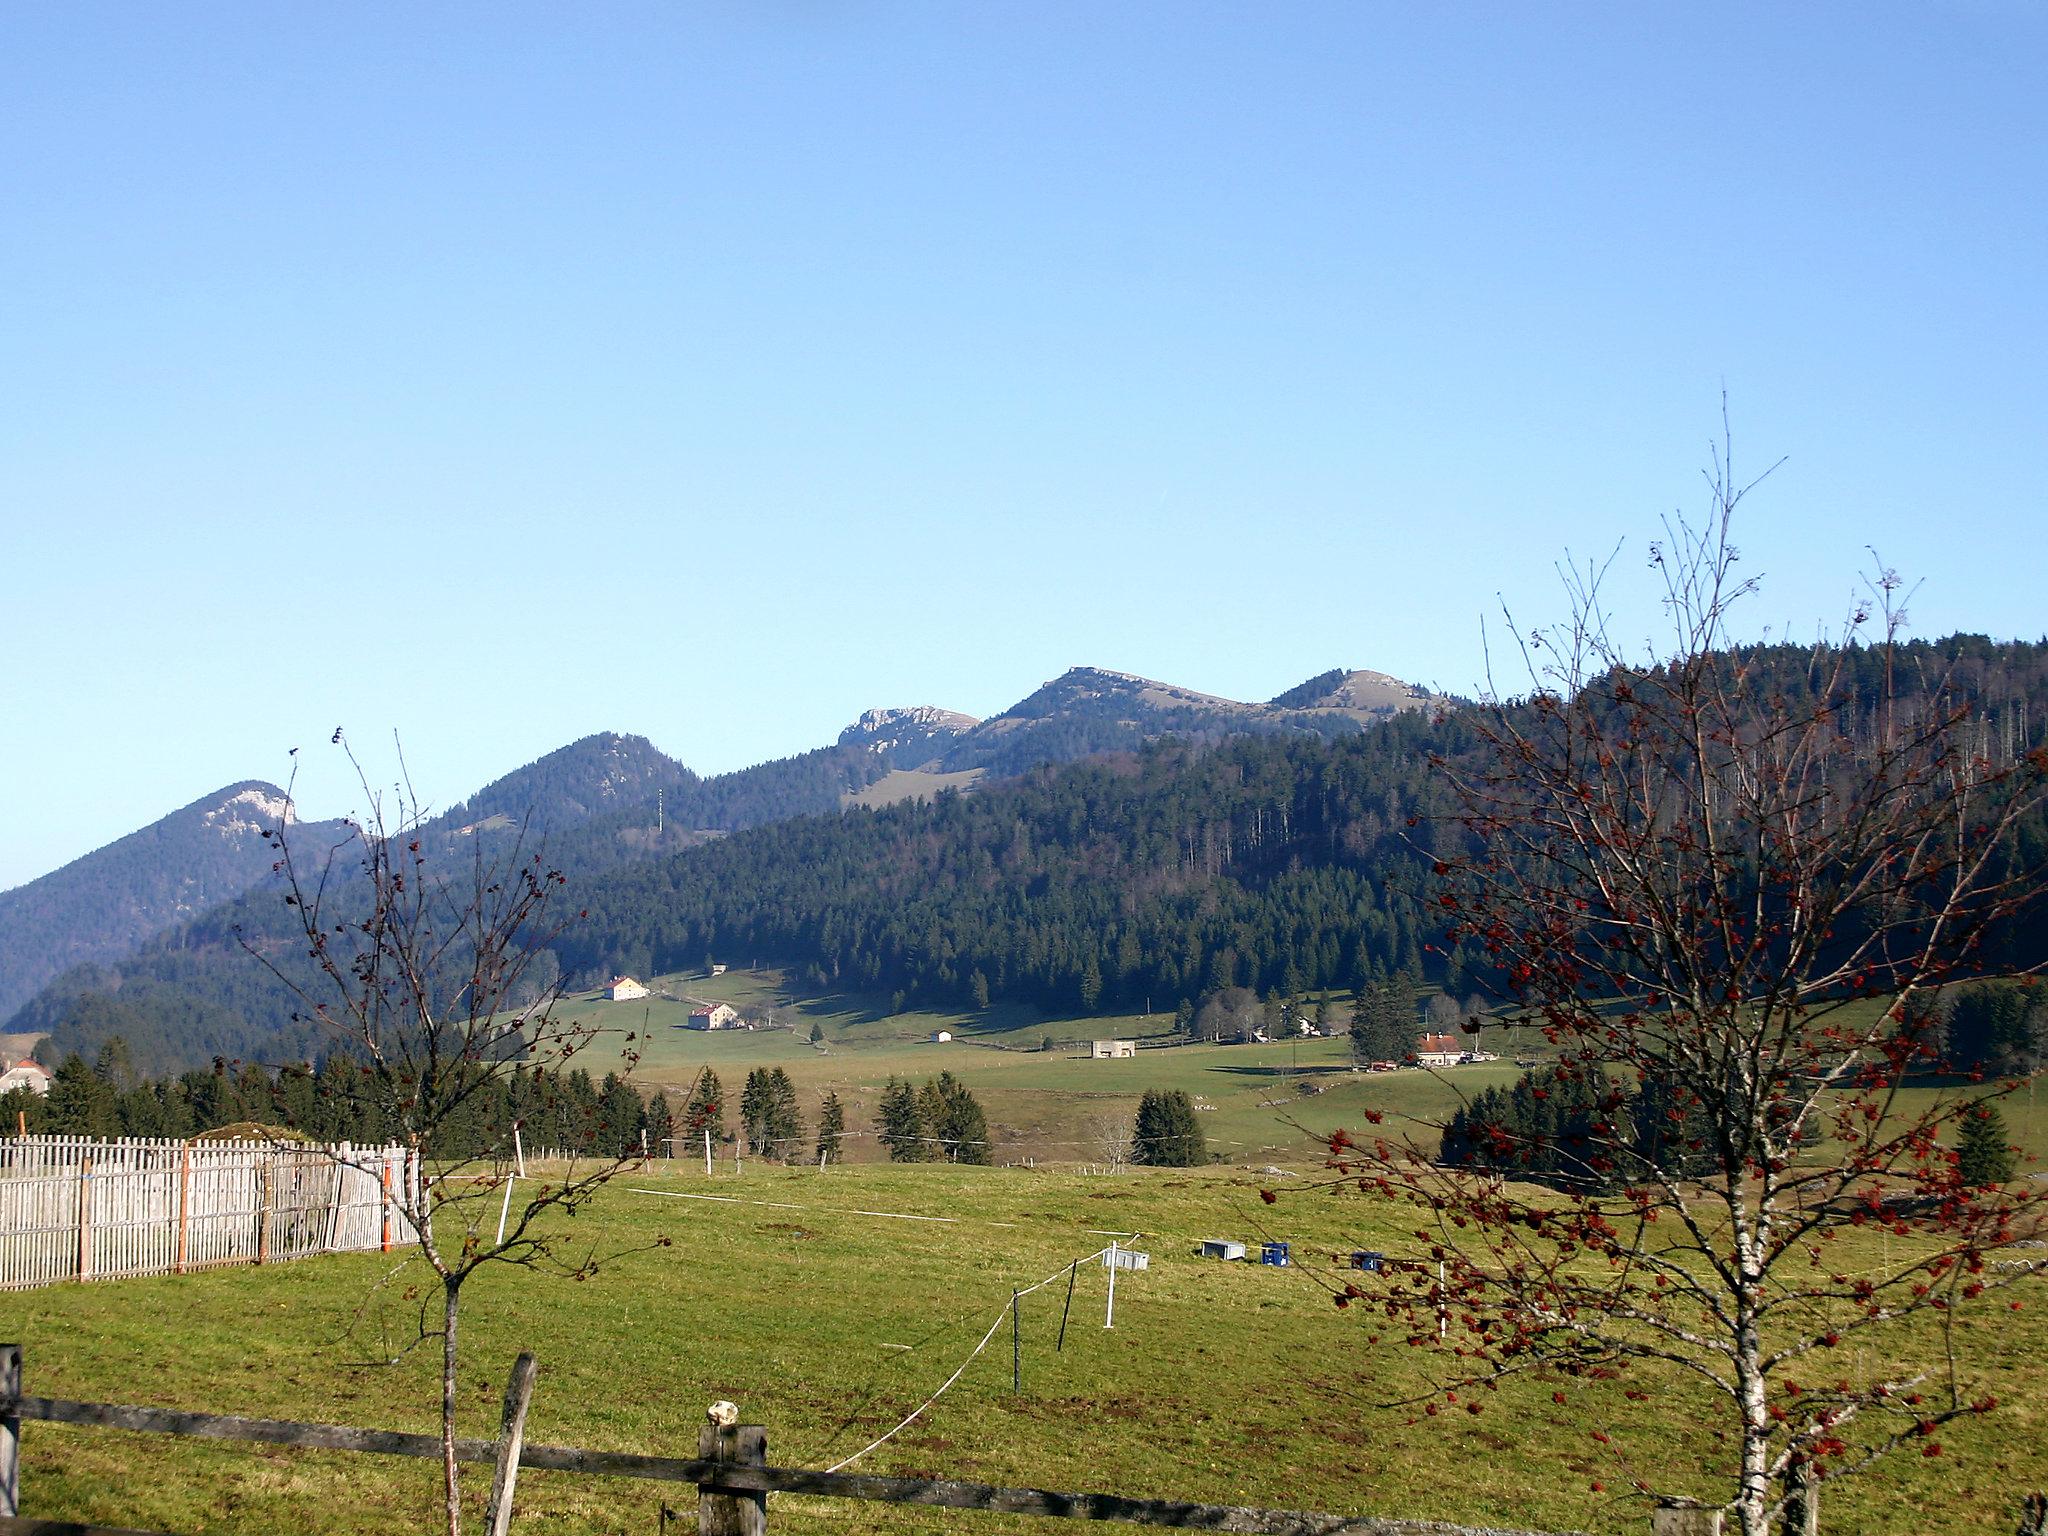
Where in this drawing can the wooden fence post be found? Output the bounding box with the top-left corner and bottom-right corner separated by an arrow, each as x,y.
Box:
256,1160 -> 273,1267
2017,1491 -> 2047,1536
74,1158 -> 93,1283
697,1405 -> 766,1536
1,1343 -> 20,1518
174,1141 -> 191,1275
484,1353 -> 538,1536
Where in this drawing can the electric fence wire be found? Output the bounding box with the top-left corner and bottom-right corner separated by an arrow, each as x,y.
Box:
818,1244 -> 1113,1475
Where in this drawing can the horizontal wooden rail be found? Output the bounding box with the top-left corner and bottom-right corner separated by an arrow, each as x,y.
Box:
0,1518 -> 174,1536
1,1395 -> 1570,1536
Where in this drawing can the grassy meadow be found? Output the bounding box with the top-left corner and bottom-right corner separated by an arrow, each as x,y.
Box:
6,1162 -> 2046,1536
547,967 -> 1552,1167
11,970 -> 2045,1535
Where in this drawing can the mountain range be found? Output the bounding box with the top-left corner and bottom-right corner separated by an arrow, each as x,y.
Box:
0,664 -> 1441,1028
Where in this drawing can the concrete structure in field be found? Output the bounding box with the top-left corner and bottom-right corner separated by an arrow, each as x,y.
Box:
606,976 -> 649,1002
686,1003 -> 740,1031
0,1058 -> 53,1096
929,1030 -> 952,1043
709,963 -> 727,976
1090,1039 -> 1137,1059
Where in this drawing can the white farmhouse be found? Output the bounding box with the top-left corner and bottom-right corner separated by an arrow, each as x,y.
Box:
0,1058 -> 53,1096
607,976 -> 650,1002
686,1003 -> 740,1030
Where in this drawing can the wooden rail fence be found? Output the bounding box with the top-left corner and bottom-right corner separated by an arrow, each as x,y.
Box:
0,1345 -> 1580,1536
0,1137 -> 417,1290
11,1343 -> 2038,1534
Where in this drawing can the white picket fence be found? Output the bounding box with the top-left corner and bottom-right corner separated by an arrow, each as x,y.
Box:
0,1135 -> 418,1290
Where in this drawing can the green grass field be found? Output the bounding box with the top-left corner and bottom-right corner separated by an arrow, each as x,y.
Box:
7,1163 -> 2045,1536
548,968 -> 1557,1168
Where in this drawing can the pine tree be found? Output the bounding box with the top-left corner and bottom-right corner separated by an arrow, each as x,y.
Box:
1957,1100 -> 2018,1186
1132,1088 -> 1205,1167
815,1092 -> 846,1164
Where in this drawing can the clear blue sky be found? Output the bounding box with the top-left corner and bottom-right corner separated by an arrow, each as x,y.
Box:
3,3 -> 2043,890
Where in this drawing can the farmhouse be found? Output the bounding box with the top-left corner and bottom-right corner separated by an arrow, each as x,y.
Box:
1090,1039 -> 1136,1059
1415,1032 -> 1464,1067
686,1003 -> 740,1030
606,976 -> 649,1002
0,1058 -> 53,1096
930,1030 -> 952,1043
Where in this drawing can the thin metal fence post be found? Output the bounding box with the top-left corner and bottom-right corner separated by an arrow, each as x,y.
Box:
484,1352 -> 538,1536
1104,1241 -> 1117,1329
1057,1261 -> 1077,1352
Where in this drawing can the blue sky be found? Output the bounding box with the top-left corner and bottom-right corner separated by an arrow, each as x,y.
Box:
2,3 -> 2043,890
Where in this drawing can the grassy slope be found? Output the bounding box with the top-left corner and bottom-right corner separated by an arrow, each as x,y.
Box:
8,1164 -> 2045,1536
552,969 -> 1550,1166
843,769 -> 985,810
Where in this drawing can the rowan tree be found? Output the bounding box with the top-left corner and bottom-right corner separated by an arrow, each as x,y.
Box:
1298,449 -> 2048,1535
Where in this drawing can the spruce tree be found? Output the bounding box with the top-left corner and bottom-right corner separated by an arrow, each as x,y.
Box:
596,1073 -> 643,1158
764,1067 -> 805,1159
931,1072 -> 991,1164
877,1076 -> 927,1162
815,1092 -> 846,1164
739,1068 -> 772,1155
1957,1100 -> 2018,1186
642,1090 -> 675,1158
681,1068 -> 726,1146
1132,1088 -> 1205,1166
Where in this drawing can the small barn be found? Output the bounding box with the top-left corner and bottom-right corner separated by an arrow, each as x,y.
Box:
607,976 -> 650,1002
1090,1039 -> 1136,1059
930,1030 -> 952,1043
686,1003 -> 740,1030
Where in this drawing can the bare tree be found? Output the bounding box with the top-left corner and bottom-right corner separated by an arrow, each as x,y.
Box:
1296,441 -> 2048,1534
242,736 -> 662,1536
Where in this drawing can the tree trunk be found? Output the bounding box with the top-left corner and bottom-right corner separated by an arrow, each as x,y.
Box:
442,1277 -> 463,1536
1735,1309 -> 1770,1536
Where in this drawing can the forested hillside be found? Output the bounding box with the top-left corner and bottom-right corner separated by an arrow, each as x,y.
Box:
0,782 -> 346,1022
563,719 -> 1475,1014
10,636 -> 2046,1076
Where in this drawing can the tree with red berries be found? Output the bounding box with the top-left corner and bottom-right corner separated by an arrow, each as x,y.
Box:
1309,440 -> 2048,1535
